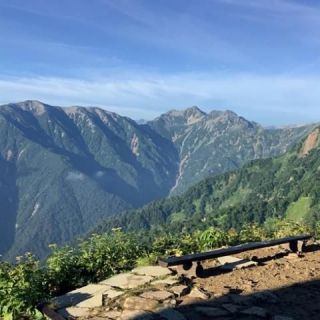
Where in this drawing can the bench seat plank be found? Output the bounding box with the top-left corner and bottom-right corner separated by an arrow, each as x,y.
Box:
159,234 -> 311,267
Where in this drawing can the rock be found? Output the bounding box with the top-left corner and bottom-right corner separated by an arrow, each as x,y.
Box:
285,253 -> 300,260
123,296 -> 159,311
102,273 -> 153,289
151,277 -> 180,287
140,290 -> 174,301
218,256 -> 257,270
121,309 -> 153,320
76,294 -> 103,308
160,309 -> 187,320
178,296 -> 204,305
230,294 -> 252,305
222,303 -> 240,313
52,283 -> 109,308
195,306 -> 229,317
98,310 -> 122,319
170,285 -> 190,297
254,292 -> 279,303
189,287 -> 210,300
103,288 -> 125,305
57,306 -> 91,318
132,266 -> 172,277
241,306 -> 268,317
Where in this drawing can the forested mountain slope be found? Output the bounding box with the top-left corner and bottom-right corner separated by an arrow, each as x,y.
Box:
95,128 -> 320,235
0,101 -> 316,259
0,101 -> 178,259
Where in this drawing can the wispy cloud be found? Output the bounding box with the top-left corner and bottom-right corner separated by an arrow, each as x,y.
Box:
1,72 -> 320,125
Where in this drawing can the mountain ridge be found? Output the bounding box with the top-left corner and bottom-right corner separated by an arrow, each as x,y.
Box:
0,100 -> 317,259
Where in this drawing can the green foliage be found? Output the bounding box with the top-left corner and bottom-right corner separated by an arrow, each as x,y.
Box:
0,253 -> 48,320
0,219 -> 317,319
199,227 -> 228,250
272,220 -> 310,238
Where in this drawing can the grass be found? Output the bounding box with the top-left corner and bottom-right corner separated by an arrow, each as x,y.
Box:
286,196 -> 311,221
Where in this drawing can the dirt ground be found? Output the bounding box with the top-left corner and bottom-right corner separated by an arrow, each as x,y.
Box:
192,243 -> 320,319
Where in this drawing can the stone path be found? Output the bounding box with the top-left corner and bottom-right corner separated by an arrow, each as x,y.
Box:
50,245 -> 320,320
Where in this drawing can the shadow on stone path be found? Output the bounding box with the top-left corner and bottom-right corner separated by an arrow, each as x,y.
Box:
125,279 -> 320,320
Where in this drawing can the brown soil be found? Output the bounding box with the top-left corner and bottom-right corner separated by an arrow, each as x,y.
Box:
192,244 -> 320,319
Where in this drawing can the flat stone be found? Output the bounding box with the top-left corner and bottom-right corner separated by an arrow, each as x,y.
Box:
195,306 -> 229,317
140,290 -> 174,301
254,292 -> 279,303
218,256 -> 257,270
241,306 -> 268,317
102,273 -> 153,289
189,287 -> 210,300
99,310 -> 122,319
230,294 -> 252,305
121,309 -> 153,320
222,303 -> 240,313
132,266 -> 172,277
170,285 -> 190,297
273,316 -> 294,320
123,296 -> 159,311
103,288 -> 125,305
52,283 -> 109,308
160,309 -> 187,320
151,276 -> 180,287
76,294 -> 103,308
57,306 -> 91,318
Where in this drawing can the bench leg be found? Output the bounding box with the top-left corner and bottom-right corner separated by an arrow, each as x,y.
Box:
177,261 -> 204,278
282,240 -> 307,254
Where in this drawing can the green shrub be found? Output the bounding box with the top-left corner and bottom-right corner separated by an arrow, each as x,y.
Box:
272,219 -> 310,238
0,253 -> 48,320
238,224 -> 266,243
198,227 -> 228,250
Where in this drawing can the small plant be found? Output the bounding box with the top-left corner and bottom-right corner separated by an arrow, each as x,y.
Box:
0,253 -> 48,320
198,227 -> 228,250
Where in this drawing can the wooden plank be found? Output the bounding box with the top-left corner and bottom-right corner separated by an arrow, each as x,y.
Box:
159,234 -> 311,267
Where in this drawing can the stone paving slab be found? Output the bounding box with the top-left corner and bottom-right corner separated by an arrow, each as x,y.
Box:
131,266 -> 173,277
218,255 -> 257,270
151,276 -> 180,287
52,284 -> 110,309
101,273 -> 153,289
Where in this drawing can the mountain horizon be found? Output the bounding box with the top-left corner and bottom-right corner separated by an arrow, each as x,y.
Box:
0,100 -> 317,259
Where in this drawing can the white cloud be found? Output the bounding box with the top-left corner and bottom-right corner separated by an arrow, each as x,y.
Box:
1,72 -> 320,125
66,171 -> 85,181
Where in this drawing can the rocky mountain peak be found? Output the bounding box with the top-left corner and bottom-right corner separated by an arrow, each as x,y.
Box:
11,100 -> 48,115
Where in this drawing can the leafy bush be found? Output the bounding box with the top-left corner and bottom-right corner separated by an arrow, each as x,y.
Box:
272,219 -> 310,238
0,253 -> 48,320
198,227 -> 228,250
238,224 -> 266,243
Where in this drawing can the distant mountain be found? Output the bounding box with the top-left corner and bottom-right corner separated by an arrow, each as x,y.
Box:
95,127 -> 320,235
0,101 -> 178,259
0,101 -> 317,259
149,106 -> 316,194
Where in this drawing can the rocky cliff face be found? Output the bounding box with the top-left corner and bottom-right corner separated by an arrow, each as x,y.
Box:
149,106 -> 316,195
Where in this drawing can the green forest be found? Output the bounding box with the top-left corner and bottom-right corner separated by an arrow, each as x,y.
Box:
94,129 -> 320,236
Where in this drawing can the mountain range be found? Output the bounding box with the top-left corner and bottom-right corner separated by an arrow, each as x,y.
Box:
0,101 -> 317,259
95,127 -> 320,236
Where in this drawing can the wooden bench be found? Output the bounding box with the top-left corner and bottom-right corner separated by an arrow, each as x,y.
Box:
158,234 -> 311,277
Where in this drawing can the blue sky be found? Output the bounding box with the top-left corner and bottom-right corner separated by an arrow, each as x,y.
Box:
1,0 -> 320,125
